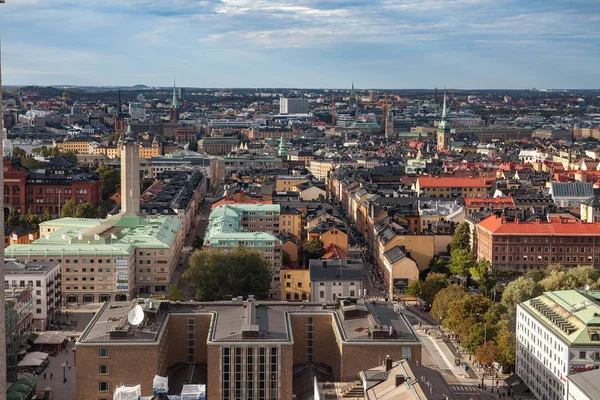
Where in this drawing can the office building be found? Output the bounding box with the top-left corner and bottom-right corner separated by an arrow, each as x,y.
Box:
516,290 -> 600,400
4,260 -> 60,331
279,97 -> 309,115
76,298 -> 422,399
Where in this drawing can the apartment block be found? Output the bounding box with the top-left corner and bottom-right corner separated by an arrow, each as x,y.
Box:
4,260 -> 60,331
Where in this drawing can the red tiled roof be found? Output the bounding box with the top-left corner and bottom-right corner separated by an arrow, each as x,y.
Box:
417,176 -> 494,188
464,197 -> 515,208
323,243 -> 348,259
478,214 -> 600,235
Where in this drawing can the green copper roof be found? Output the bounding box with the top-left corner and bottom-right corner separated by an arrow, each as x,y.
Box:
205,205 -> 281,246
521,290 -> 600,346
5,215 -> 181,257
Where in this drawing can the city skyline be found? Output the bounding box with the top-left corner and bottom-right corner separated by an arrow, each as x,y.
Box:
1,0 -> 599,89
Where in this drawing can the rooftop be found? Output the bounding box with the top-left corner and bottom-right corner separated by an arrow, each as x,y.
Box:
478,214 -> 600,236
78,299 -> 420,345
520,290 -> 600,345
5,215 -> 181,257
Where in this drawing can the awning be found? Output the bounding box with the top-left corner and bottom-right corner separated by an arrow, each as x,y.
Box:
34,331 -> 69,345
505,373 -> 523,386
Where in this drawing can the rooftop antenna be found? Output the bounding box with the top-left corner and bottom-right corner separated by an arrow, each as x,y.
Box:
127,304 -> 144,326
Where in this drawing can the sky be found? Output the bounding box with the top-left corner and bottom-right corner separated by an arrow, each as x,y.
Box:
1,0 -> 599,88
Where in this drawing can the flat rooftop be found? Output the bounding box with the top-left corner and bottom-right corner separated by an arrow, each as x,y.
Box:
78,299 -> 420,345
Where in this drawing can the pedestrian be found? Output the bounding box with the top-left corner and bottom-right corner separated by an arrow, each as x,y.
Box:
44,372 -> 46,379
50,373 -> 53,380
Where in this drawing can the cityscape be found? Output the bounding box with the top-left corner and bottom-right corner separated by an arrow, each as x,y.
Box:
2,1 -> 600,400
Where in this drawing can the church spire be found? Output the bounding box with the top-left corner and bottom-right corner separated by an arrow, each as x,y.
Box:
351,81 -> 355,97
172,78 -> 178,109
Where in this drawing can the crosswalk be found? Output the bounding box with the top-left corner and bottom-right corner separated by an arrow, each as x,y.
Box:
449,385 -> 478,393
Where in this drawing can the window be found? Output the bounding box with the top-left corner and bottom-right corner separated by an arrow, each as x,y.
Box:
99,382 -> 109,392
99,348 -> 109,358
402,347 -> 412,361
99,365 -> 109,375
580,351 -> 586,359
320,291 -> 325,299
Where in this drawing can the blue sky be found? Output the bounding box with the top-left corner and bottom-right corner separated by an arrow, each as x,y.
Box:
1,0 -> 599,88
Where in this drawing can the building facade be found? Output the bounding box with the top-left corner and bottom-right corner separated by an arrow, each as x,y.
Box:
3,158 -> 102,215
516,290 -> 600,400
76,298 -> 422,399
476,215 -> 600,271
4,260 -> 60,331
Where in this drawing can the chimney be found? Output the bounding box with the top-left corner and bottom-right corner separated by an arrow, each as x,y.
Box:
385,355 -> 393,372
395,374 -> 406,387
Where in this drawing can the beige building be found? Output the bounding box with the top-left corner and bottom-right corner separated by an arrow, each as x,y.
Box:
275,175 -> 310,192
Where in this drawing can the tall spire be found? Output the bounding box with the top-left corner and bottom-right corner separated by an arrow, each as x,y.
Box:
118,89 -> 122,116
351,81 -> 355,97
172,77 -> 178,109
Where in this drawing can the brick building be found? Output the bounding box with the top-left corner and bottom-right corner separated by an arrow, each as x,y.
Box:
76,298 -> 422,399
476,214 -> 600,271
3,158 -> 102,216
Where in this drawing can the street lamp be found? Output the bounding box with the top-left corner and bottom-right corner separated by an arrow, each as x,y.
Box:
61,362 -> 67,383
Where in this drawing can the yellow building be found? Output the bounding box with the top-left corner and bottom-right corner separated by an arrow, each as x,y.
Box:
275,175 -> 310,192
308,223 -> 348,253
93,140 -> 160,159
55,140 -> 92,154
280,267 -> 310,301
279,207 -> 303,243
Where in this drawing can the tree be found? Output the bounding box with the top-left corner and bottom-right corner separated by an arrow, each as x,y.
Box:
501,277 -> 543,327
301,239 -> 326,266
496,321 -> 516,371
192,236 -> 204,250
60,199 -> 78,218
168,284 -> 184,301
96,165 -> 120,200
475,342 -> 501,365
188,139 -> 198,152
75,202 -> 99,218
539,265 -> 600,291
183,247 -> 273,301
470,259 -> 491,278
12,147 -> 26,157
449,248 -> 474,277
282,250 -> 291,266
407,281 -> 422,299
431,285 -> 467,321
429,257 -> 449,275
7,207 -> 21,226
42,207 -> 53,222
24,207 -> 40,230
450,222 -> 471,252
420,273 -> 448,305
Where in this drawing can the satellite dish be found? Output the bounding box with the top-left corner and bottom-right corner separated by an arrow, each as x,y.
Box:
584,284 -> 591,291
127,305 -> 144,326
